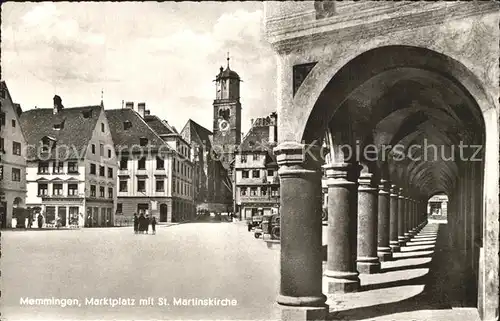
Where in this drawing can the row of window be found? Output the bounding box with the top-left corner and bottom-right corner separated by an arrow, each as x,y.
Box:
91,142 -> 112,159
241,169 -> 275,179
38,161 -> 79,174
37,183 -> 113,199
0,165 -> 21,182
178,143 -> 190,159
172,178 -> 192,196
118,178 -> 192,196
119,157 -> 192,179
89,163 -> 114,178
240,154 -> 261,163
0,138 -> 21,155
120,157 -> 164,171
240,186 -> 279,197
119,179 -> 165,193
173,158 -> 191,178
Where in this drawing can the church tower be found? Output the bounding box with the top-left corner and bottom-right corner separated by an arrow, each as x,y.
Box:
213,55 -> 242,169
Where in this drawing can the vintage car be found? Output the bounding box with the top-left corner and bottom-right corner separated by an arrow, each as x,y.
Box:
247,215 -> 263,232
257,213 -> 280,240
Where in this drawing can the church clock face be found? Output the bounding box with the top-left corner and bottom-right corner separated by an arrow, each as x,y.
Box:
219,119 -> 230,132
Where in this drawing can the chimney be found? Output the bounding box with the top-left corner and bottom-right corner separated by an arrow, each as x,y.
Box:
250,118 -> 254,127
269,112 -> 277,143
145,110 -> 151,116
125,101 -> 134,110
137,102 -> 146,118
53,95 -> 64,115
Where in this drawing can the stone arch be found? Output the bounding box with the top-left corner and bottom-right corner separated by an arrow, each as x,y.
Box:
289,44 -> 497,317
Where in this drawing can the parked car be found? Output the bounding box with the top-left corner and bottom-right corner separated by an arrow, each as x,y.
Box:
247,215 -> 263,232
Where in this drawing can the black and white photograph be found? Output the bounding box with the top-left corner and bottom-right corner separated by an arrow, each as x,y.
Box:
0,1 -> 499,321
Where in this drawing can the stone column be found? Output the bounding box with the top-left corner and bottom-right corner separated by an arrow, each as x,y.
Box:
377,179 -> 392,261
357,169 -> 380,274
389,184 -> 400,252
324,162 -> 361,292
398,189 -> 408,246
404,196 -> 412,240
274,142 -> 328,320
409,199 -> 416,236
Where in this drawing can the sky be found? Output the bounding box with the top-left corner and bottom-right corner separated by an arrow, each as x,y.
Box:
1,2 -> 277,134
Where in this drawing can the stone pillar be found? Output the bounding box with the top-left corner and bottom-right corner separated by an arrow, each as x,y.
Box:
377,179 -> 392,261
398,189 -> 408,246
324,162 -> 361,292
404,196 -> 412,240
409,199 -> 416,236
357,169 -> 380,274
274,142 -> 328,320
389,184 -> 400,252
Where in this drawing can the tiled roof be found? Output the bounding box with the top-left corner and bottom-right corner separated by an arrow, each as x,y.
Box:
144,115 -> 173,135
239,124 -> 277,153
181,119 -> 213,148
105,109 -> 168,152
20,105 -> 102,160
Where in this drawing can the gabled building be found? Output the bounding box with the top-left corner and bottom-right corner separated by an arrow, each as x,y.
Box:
0,81 -> 28,228
20,96 -> 118,228
107,102 -> 195,223
234,112 -> 279,219
181,119 -> 233,213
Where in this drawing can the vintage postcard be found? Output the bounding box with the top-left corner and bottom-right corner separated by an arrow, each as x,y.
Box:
1,1 -> 499,321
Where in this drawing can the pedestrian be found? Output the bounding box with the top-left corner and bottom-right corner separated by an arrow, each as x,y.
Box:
145,214 -> 150,234
151,216 -> 156,235
133,213 -> 138,234
138,213 -> 146,234
37,213 -> 43,229
28,211 -> 33,229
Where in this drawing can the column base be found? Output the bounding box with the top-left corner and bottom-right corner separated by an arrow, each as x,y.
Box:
281,304 -> 329,321
357,257 -> 381,274
398,236 -> 408,246
323,270 -> 360,293
377,247 -> 393,261
390,241 -> 401,252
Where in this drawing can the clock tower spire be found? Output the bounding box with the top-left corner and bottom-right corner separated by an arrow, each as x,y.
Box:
213,55 -> 242,170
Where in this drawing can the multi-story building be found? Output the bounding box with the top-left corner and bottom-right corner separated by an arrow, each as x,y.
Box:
234,112 -> 279,219
20,96 -> 118,228
0,81 -> 28,228
181,119 -> 232,213
107,102 -> 195,223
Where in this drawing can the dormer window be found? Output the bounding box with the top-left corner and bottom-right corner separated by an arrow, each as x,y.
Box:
123,121 -> 132,130
53,120 -> 65,130
40,136 -> 57,153
139,137 -> 148,146
82,109 -> 92,118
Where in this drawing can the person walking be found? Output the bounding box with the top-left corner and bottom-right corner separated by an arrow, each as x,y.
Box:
145,215 -> 150,234
133,213 -> 138,234
138,213 -> 146,234
151,216 -> 156,235
37,213 -> 43,229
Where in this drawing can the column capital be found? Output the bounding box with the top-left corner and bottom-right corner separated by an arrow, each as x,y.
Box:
323,162 -> 361,187
275,141 -> 322,178
275,141 -> 322,167
358,172 -> 377,191
398,187 -> 405,199
390,184 -> 399,198
378,179 -> 390,195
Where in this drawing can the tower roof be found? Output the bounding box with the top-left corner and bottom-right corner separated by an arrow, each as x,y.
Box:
215,55 -> 241,80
